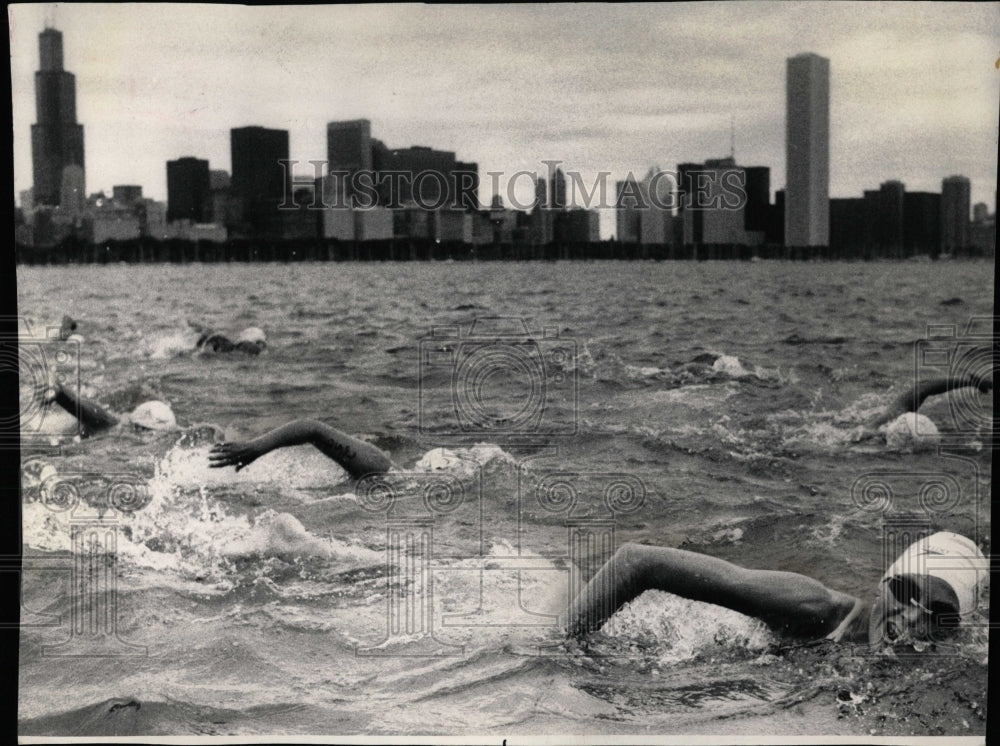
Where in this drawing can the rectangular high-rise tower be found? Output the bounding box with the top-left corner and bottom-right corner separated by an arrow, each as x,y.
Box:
941,175 -> 971,252
785,53 -> 829,247
230,126 -> 290,236
327,119 -> 372,201
167,157 -> 211,223
31,28 -> 85,207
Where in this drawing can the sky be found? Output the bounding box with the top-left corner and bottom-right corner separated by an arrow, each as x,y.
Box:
9,2 -> 1000,238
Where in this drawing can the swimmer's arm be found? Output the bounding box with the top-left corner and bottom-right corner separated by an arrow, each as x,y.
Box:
566,543 -> 857,639
209,419 -> 396,479
51,383 -> 119,435
875,375 -> 992,426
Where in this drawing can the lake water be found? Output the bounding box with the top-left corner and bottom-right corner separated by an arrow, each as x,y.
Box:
16,260 -> 992,738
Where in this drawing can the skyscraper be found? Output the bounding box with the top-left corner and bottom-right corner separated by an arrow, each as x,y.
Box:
743,166 -> 770,233
31,28 -> 85,207
941,175 -> 971,252
327,119 -> 372,201
551,168 -> 567,210
230,126 -> 290,237
785,53 -> 829,247
166,157 -> 211,223
877,180 -> 905,257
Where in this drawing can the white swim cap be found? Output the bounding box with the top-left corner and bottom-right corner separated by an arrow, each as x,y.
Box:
884,412 -> 940,449
236,327 -> 266,345
712,354 -> 750,378
130,400 -> 177,431
883,531 -> 988,617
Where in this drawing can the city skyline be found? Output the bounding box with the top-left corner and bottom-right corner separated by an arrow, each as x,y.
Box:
10,3 -> 999,238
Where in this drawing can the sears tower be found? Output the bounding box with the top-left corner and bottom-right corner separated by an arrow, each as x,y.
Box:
31,28 -> 85,207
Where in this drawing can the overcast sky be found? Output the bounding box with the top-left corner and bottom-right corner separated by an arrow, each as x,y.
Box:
9,2 -> 999,236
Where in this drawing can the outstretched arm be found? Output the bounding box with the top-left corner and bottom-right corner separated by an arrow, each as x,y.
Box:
208,419 -> 396,479
566,543 -> 859,640
51,382 -> 119,435
875,374 -> 992,427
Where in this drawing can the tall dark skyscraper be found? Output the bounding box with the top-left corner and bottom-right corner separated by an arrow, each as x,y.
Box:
941,175 -> 971,252
743,166 -> 771,233
31,27 -> 85,207
230,126 -> 290,237
876,180 -> 905,257
166,157 -> 211,223
785,52 -> 829,247
550,168 -> 567,210
327,119 -> 372,200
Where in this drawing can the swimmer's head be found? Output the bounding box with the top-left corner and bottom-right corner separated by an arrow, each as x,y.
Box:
58,315 -> 78,341
867,532 -> 987,649
868,573 -> 961,647
236,326 -> 266,350
129,400 -> 177,431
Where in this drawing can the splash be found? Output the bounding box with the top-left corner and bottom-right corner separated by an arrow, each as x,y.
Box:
141,328 -> 200,359
413,444 -> 520,479
712,354 -> 750,378
21,443 -> 372,583
221,512 -> 381,564
158,442 -> 351,492
624,365 -> 673,381
599,590 -> 776,665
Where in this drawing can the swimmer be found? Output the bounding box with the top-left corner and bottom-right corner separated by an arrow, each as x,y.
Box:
188,322 -> 267,355
867,373 -> 992,429
207,422 -> 987,649
58,315 -> 80,341
565,531 -> 988,648
209,419 -> 397,479
43,381 -> 178,437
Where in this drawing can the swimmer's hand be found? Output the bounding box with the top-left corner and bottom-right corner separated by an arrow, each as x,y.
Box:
824,596 -> 865,643
209,441 -> 263,472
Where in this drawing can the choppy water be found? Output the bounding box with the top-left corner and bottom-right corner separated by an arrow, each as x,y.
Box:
16,261 -> 992,737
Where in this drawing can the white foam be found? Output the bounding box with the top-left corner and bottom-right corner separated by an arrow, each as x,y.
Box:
413,444 -> 519,477
21,448 -> 369,581
160,443 -> 351,490
600,590 -> 776,665
130,400 -> 177,431
624,365 -> 672,381
221,512 -> 381,563
142,329 -> 200,359
712,354 -> 751,378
